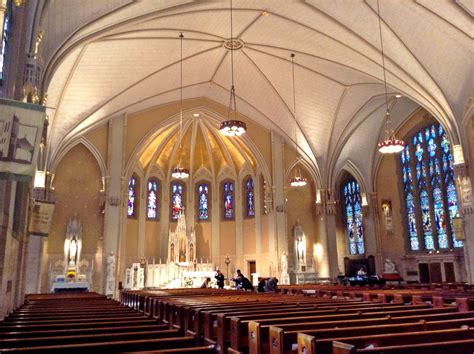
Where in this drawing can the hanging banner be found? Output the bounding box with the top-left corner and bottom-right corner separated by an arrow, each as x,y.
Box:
28,200 -> 55,236
0,98 -> 46,179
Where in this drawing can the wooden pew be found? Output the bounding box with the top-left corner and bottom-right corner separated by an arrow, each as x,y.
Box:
267,314 -> 474,354
234,303 -> 440,353
331,330 -> 474,354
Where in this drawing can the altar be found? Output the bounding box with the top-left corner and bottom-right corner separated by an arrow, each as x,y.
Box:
124,212 -> 216,290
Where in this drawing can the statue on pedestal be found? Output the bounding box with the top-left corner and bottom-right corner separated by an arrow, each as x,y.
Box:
63,216 -> 82,276
384,259 -> 398,274
294,220 -> 306,271
106,251 -> 116,296
280,251 -> 290,285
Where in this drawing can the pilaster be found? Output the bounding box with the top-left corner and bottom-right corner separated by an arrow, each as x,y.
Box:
271,131 -> 286,256
103,114 -> 126,295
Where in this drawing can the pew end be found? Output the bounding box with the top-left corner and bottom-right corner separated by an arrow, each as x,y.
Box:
297,333 -> 315,354
332,341 -> 357,354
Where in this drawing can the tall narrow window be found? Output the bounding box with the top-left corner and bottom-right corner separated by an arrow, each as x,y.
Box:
197,182 -> 210,221
222,180 -> 234,220
245,177 -> 255,217
146,178 -> 159,220
400,123 -> 462,251
0,2 -> 11,81
127,176 -> 138,217
171,181 -> 185,220
342,178 -> 365,255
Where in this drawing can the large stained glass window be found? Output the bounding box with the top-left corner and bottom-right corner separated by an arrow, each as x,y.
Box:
128,176 -> 138,217
197,182 -> 210,221
171,181 -> 184,220
147,178 -> 159,220
245,177 -> 255,217
223,181 -> 234,220
342,178 -> 365,255
400,123 -> 462,251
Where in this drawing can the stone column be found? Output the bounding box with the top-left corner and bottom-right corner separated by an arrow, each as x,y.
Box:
370,192 -> 384,273
324,199 -> 339,278
314,193 -> 329,277
271,132 -> 287,256
103,114 -> 126,296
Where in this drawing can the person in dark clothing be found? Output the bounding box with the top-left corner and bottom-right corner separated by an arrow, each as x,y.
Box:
215,269 -> 225,289
257,279 -> 266,292
265,277 -> 278,292
239,274 -> 254,291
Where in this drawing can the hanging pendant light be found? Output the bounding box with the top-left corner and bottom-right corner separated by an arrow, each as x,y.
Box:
289,53 -> 307,188
172,32 -> 189,179
375,0 -> 405,154
219,0 -> 246,137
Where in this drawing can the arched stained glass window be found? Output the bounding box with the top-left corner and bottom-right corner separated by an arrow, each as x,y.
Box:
245,177 -> 255,217
171,181 -> 184,220
400,123 -> 462,251
342,178 -> 365,255
0,2 -> 11,81
147,178 -> 159,220
223,181 -> 234,220
197,182 -> 210,221
128,176 -> 138,217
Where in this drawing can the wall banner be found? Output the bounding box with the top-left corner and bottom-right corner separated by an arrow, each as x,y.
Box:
0,98 -> 46,179
28,200 -> 55,237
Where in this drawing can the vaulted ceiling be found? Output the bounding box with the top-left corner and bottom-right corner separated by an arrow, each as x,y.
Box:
34,0 -> 473,188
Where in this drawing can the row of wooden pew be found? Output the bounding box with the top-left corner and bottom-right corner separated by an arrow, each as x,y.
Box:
121,286 -> 474,354
0,292 -> 215,353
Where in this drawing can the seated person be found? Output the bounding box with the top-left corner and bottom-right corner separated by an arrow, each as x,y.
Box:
265,277 -> 279,292
356,266 -> 367,280
200,277 -> 211,288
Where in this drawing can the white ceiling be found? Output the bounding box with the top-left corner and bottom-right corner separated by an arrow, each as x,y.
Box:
34,0 -> 473,188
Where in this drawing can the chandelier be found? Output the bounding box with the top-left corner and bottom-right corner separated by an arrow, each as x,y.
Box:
172,32 -> 189,179
219,0 -> 247,137
289,53 -> 307,188
376,0 -> 405,154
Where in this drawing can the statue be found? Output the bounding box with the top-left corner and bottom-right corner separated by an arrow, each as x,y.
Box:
280,252 -> 288,274
63,216 -> 82,274
106,251 -> 116,281
106,251 -> 116,296
294,220 -> 306,270
384,258 -> 398,274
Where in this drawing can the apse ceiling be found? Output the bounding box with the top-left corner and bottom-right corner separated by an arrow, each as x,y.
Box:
36,0 -> 473,186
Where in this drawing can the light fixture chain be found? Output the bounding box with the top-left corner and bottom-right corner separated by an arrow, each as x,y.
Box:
376,0 -> 390,117
179,32 -> 184,149
291,53 -> 298,160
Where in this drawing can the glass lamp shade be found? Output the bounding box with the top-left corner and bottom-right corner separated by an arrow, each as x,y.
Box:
219,120 -> 246,137
378,129 -> 405,154
290,176 -> 307,187
171,166 -> 189,179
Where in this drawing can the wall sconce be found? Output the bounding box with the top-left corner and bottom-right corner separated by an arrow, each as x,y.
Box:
451,214 -> 465,240
315,189 -> 322,205
453,145 -> 465,165
34,170 -> 46,188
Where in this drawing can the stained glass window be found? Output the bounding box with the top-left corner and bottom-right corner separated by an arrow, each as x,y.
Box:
399,123 -> 463,251
0,3 -> 11,81
128,176 -> 138,217
171,181 -> 184,220
223,181 -> 234,220
197,183 -> 209,221
245,177 -> 255,217
147,178 -> 158,220
342,178 -> 365,255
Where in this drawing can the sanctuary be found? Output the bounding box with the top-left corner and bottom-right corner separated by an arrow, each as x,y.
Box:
0,0 -> 472,319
